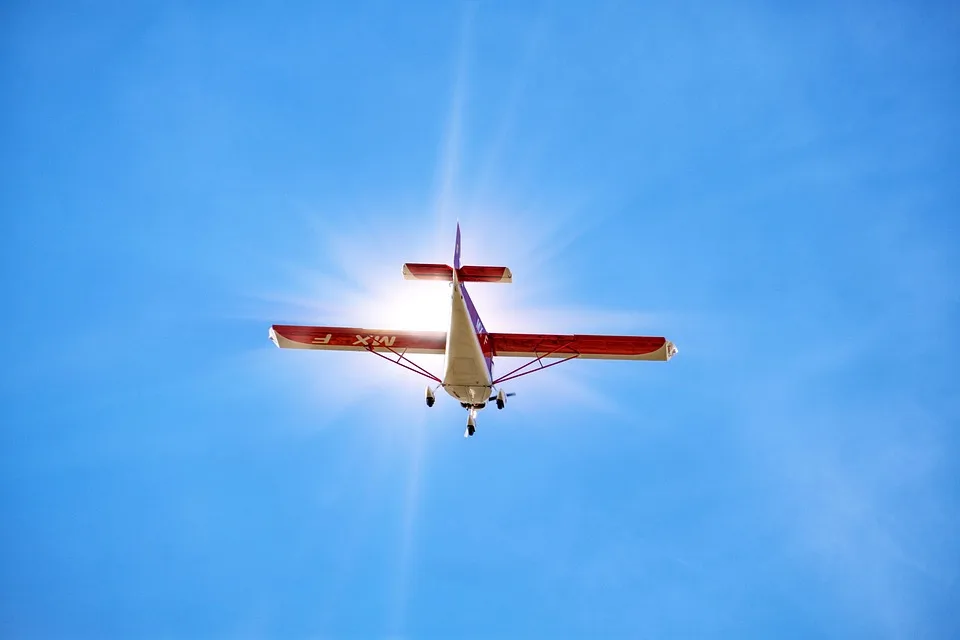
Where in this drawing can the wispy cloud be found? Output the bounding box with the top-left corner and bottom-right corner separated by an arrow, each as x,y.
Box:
721,242 -> 958,637
433,2 -> 477,234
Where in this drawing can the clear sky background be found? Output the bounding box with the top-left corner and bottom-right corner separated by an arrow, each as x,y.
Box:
2,1 -> 958,638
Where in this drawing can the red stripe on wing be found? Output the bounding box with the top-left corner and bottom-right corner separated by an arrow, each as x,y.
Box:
488,333 -> 673,360
270,325 -> 447,354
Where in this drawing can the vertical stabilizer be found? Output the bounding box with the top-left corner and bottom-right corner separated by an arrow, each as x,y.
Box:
454,223 -> 462,270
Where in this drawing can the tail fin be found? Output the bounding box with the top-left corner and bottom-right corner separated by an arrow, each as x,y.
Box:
402,263 -> 454,281
401,224 -> 512,282
401,263 -> 512,283
454,223 -> 462,269
457,265 -> 512,282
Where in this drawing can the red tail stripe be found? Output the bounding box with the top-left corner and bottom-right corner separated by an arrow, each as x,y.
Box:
457,265 -> 510,282
403,263 -> 454,280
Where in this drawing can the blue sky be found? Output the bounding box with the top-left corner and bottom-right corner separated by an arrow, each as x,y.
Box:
2,1 -> 958,637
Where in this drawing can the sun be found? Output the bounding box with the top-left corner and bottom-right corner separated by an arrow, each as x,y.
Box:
355,279 -> 452,333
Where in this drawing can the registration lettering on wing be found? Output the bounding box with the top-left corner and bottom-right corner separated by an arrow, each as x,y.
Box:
352,335 -> 398,347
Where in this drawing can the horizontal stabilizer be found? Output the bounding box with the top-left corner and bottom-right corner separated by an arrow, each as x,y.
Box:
270,325 -> 447,354
489,333 -> 678,361
458,265 -> 512,283
402,263 -> 454,281
402,263 -> 512,283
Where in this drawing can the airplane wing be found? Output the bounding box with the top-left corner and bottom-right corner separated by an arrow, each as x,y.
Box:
269,325 -> 447,355
488,332 -> 678,361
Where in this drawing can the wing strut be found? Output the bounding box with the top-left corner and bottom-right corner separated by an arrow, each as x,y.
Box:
492,342 -> 580,385
364,344 -> 442,383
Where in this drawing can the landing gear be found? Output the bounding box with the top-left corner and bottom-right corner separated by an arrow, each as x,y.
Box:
464,409 -> 478,438
425,386 -> 436,407
489,388 -> 515,410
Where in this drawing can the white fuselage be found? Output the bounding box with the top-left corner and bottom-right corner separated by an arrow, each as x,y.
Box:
442,279 -> 493,406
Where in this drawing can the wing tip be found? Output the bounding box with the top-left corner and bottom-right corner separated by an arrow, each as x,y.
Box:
665,340 -> 678,360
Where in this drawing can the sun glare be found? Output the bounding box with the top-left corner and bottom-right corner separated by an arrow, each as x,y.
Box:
246,197 -> 667,431
357,280 -> 451,332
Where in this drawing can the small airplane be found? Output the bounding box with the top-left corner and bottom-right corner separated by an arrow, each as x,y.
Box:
269,224 -> 678,437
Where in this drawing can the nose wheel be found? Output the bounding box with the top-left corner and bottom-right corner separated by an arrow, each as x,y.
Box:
464,408 -> 478,438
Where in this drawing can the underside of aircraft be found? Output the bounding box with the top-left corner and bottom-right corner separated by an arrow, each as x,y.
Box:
270,225 -> 677,437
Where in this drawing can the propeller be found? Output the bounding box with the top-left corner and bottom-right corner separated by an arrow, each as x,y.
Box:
489,392 -> 516,401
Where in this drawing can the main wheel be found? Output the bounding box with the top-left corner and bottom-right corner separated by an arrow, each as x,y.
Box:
426,397 -> 435,407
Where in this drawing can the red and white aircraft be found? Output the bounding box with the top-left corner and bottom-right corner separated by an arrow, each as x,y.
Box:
269,224 -> 678,437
